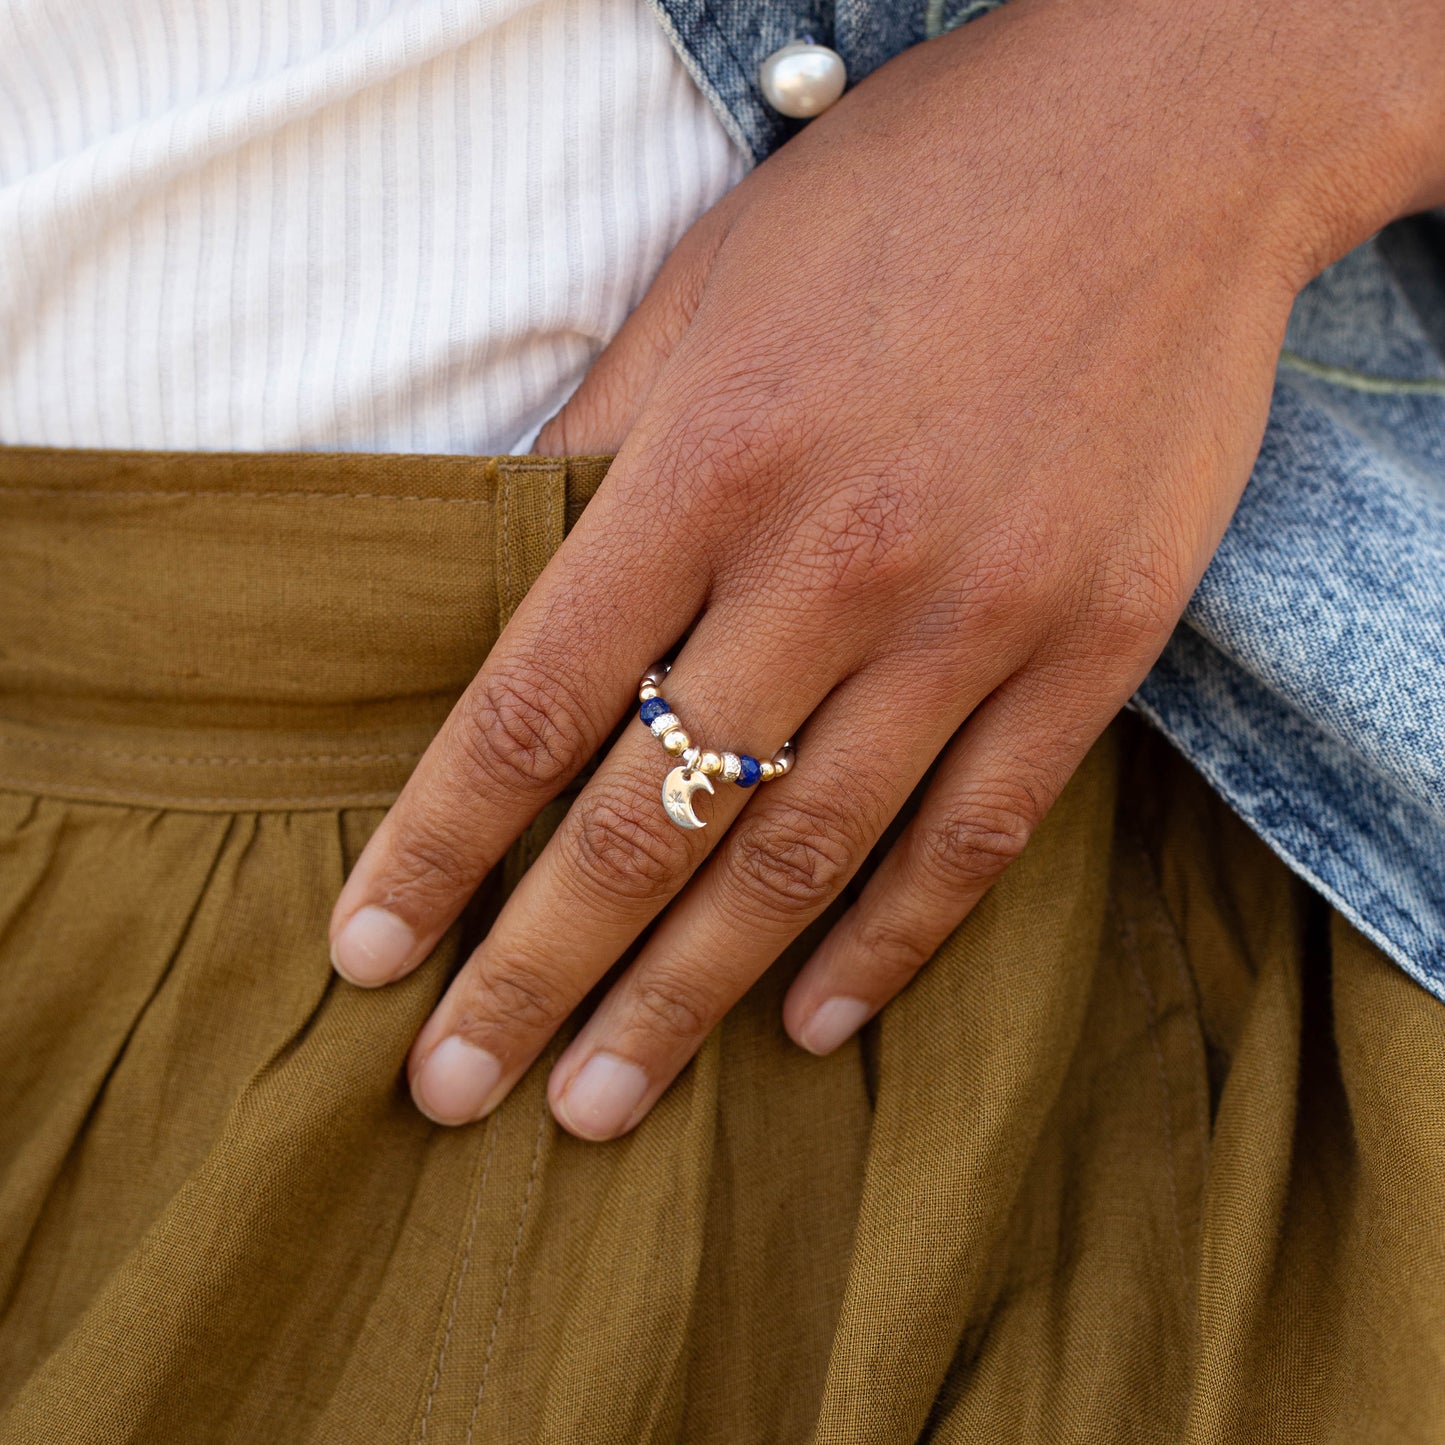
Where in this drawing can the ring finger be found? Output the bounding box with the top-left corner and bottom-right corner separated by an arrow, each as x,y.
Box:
541,655 -> 1002,1139
404,603 -> 847,1124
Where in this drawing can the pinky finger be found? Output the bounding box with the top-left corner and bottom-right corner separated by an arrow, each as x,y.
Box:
780,672 -> 1115,1056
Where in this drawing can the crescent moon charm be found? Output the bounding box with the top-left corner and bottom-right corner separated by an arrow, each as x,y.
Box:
662,764 -> 715,830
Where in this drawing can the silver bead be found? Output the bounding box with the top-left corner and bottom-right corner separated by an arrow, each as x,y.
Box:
721,752 -> 742,783
772,747 -> 793,776
641,661 -> 671,688
758,42 -> 847,119
649,712 -> 681,738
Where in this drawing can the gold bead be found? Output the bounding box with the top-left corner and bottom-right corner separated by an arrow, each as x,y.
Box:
639,684 -> 660,702
773,753 -> 791,776
758,760 -> 776,782
663,729 -> 690,756
699,751 -> 723,776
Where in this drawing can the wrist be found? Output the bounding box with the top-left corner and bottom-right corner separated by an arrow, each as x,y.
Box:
952,0 -> 1445,293
1240,0 -> 1445,280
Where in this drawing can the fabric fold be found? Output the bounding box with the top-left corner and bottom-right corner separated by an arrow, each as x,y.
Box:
1,445 -> 1443,1442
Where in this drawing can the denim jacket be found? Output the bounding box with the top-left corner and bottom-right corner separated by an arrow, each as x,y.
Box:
650,0 -> 1445,1000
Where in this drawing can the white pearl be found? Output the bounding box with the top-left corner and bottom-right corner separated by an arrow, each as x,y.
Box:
758,42 -> 847,120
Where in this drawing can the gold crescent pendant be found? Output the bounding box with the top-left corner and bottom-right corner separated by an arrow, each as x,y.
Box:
662,764 -> 714,830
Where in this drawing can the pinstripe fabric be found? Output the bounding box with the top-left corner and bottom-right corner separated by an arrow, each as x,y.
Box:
0,0 -> 747,454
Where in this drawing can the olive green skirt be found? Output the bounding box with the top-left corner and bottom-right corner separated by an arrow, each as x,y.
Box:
0,446 -> 1442,1443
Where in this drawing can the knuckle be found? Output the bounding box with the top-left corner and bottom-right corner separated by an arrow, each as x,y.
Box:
961,516 -> 1056,631
795,478 -> 925,601
850,914 -> 936,992
564,785 -> 683,906
467,954 -> 567,1038
627,966 -> 714,1043
616,395 -> 794,550
918,782 -> 1043,891
1083,531 -> 1191,646
904,516 -> 1056,655
381,821 -> 480,909
729,797 -> 860,916
645,381 -> 785,491
456,664 -> 587,796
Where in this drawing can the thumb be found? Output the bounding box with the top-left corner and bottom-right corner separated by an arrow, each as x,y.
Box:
532,204 -> 732,455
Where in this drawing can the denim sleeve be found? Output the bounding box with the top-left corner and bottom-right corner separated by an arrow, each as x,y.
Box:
652,0 -> 1445,996
1135,215 -> 1445,996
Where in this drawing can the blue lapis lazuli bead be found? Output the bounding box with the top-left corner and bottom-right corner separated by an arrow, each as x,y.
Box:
639,697 -> 671,725
737,755 -> 762,787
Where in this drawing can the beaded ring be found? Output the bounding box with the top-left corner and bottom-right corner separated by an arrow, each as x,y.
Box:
637,662 -> 794,830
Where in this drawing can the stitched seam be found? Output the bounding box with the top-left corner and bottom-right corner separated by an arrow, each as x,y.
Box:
1119,905 -> 1191,1292
0,485 -> 494,503
1278,349 -> 1445,395
499,469 -> 514,625
0,736 -> 421,766
644,0 -> 758,161
463,1103 -> 548,1443
0,778 -> 400,810
695,0 -> 763,106
416,1117 -> 503,1443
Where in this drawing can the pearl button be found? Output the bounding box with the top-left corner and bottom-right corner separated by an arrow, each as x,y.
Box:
758,42 -> 847,119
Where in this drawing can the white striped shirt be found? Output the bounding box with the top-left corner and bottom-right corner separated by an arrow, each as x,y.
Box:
0,0 -> 746,455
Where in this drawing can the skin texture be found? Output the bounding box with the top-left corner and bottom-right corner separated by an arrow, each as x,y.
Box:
329,0 -> 1445,1138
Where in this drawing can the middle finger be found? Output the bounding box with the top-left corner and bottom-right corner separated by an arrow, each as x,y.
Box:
545,655 -> 989,1139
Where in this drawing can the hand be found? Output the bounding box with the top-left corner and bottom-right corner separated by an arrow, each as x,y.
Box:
329,0 -> 1444,1138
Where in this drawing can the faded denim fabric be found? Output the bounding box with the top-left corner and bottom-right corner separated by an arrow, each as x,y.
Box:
1137,218 -> 1445,997
652,0 -> 1445,997
645,0 -> 1008,162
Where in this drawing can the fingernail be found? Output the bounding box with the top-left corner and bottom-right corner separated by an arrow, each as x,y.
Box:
555,1052 -> 649,1140
798,996 -> 872,1055
412,1037 -> 504,1125
331,905 -> 416,987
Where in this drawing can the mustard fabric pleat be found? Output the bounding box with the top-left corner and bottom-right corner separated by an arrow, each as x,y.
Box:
0,445 -> 1441,1443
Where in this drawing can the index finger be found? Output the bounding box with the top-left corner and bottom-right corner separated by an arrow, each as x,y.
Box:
327,453 -> 707,987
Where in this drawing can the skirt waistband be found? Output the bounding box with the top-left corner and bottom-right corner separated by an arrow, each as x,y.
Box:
0,446 -> 610,811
